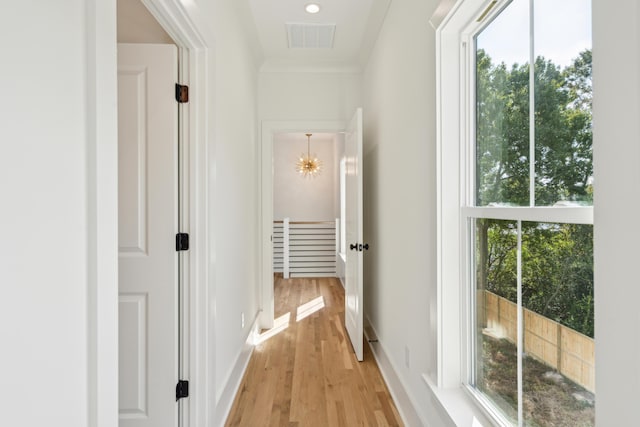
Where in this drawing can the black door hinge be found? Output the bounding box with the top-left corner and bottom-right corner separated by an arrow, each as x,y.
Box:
176,380 -> 189,401
175,83 -> 189,103
176,233 -> 190,251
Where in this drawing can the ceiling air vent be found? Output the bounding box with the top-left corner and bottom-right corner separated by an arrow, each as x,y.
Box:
286,23 -> 336,49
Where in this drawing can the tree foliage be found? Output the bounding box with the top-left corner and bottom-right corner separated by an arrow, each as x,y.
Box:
476,49 -> 593,206
476,50 -> 594,337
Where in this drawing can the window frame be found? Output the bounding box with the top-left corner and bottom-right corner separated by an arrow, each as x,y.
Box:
433,0 -> 593,425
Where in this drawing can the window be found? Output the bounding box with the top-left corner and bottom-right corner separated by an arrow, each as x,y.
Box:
433,0 -> 593,425
467,1 -> 593,425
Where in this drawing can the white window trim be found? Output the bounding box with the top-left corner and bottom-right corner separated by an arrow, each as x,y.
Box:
434,0 -> 487,392
425,2 -> 495,424
431,0 -> 593,425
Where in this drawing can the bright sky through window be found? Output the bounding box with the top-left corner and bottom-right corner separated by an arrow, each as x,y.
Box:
478,0 -> 591,67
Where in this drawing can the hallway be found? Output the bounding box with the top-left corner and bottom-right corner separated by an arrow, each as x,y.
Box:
225,276 -> 403,426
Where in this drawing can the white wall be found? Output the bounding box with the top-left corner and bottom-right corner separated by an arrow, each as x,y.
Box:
0,1 -> 118,426
259,69 -> 359,299
593,0 -> 640,423
274,133 -> 338,221
259,71 -> 362,121
1,0 -> 262,425
362,0 -> 445,425
186,0 -> 262,422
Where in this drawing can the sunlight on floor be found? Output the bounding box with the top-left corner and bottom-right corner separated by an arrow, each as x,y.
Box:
255,312 -> 291,345
254,296 -> 327,345
296,296 -> 325,322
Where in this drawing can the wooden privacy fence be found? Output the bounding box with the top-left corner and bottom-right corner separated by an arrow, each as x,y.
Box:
482,291 -> 595,392
273,219 -> 337,278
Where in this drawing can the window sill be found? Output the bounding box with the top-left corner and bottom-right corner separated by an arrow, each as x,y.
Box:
422,374 -> 497,427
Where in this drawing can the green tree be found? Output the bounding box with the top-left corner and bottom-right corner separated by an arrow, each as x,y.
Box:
476,50 -> 594,337
521,223 -> 594,338
534,53 -> 593,204
476,50 -> 530,206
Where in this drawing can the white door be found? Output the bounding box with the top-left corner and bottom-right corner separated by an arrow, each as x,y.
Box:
345,108 -> 364,361
118,43 -> 179,427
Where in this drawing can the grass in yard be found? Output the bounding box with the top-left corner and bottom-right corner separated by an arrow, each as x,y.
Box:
478,335 -> 594,426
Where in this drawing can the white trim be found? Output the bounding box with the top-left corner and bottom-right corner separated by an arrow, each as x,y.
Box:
461,206 -> 593,224
283,218 -> 290,279
212,317 -> 260,427
260,120 -> 346,329
528,0 -> 536,207
364,317 -> 425,427
516,221 -> 523,426
435,4 -> 465,389
86,1 -> 118,426
177,46 -> 191,427
430,0 -> 460,29
124,2 -> 210,426
422,376 -> 499,427
185,45 -> 209,427
434,0 -> 509,419
142,0 -> 208,49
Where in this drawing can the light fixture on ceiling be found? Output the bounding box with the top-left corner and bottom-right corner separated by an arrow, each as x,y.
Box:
296,133 -> 322,177
305,3 -> 320,14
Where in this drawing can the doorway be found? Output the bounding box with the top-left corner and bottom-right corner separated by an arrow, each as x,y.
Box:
116,1 -> 206,426
260,110 -> 364,361
117,3 -> 183,427
272,132 -> 345,280
260,120 -> 345,329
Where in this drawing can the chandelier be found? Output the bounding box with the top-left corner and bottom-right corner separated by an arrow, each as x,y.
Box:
296,133 -> 322,177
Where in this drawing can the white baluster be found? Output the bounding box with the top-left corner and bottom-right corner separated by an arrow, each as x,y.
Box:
283,217 -> 290,279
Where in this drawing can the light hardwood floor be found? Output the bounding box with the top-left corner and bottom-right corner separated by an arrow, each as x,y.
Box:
225,275 -> 404,426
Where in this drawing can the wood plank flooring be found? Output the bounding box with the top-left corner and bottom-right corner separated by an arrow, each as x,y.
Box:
225,275 -> 404,426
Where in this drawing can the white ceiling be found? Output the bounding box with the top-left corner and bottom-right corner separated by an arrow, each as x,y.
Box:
247,0 -> 391,72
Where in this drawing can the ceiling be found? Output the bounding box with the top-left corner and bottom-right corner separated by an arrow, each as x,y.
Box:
247,0 -> 391,72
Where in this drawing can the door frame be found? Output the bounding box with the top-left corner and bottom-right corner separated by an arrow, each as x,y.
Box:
141,2 -> 209,426
89,1 -> 209,426
260,120 -> 345,329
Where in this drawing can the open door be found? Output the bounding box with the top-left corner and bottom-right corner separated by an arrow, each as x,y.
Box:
118,43 -> 180,427
345,108 -> 364,361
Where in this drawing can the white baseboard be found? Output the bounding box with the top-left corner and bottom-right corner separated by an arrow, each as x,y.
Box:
213,316 -> 259,426
365,316 -> 425,427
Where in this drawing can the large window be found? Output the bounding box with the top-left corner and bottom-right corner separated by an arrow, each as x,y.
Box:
466,0 -> 593,425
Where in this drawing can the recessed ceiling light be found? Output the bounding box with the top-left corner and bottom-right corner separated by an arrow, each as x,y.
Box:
305,3 -> 320,14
